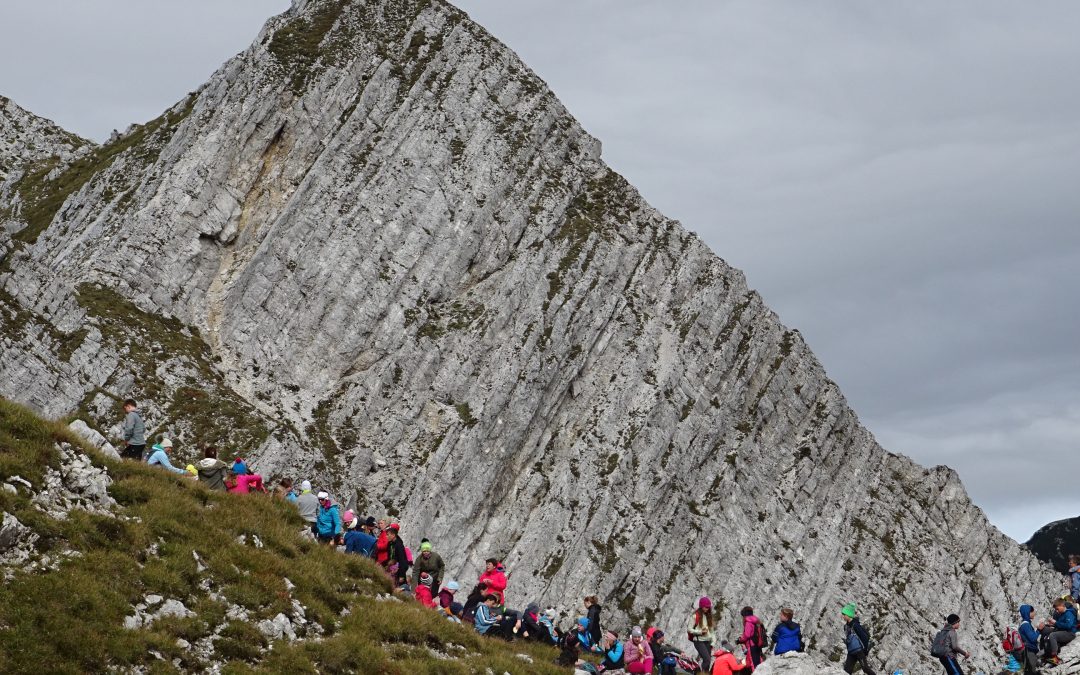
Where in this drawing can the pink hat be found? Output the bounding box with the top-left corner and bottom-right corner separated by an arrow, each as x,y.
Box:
698,596 -> 712,610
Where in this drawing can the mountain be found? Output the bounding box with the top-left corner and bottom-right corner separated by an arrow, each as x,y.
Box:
0,95 -> 90,183
1027,517 -> 1080,575
0,0 -> 1061,669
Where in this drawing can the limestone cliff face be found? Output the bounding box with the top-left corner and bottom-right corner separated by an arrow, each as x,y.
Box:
0,96 -> 90,183
0,0 -> 1061,668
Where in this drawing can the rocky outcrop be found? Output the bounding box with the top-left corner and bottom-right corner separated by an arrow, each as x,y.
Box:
0,95 -> 90,183
68,418 -> 121,459
1027,517 -> 1080,574
0,0 -> 1063,670
755,652 -> 847,675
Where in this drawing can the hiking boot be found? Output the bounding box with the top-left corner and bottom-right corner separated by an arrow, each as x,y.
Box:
1046,655 -> 1061,667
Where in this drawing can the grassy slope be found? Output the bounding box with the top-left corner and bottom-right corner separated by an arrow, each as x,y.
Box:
0,397 -> 566,674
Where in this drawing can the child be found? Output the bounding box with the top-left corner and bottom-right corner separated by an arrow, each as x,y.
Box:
416,573 -> 436,608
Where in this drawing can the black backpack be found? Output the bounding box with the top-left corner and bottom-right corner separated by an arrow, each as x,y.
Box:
930,627 -> 952,658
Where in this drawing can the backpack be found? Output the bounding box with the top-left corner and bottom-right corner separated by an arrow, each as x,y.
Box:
754,619 -> 769,648
846,629 -> 864,654
405,546 -> 413,564
1001,626 -> 1024,653
930,627 -> 952,658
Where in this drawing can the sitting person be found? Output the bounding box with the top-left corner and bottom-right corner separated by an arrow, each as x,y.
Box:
557,621 -> 582,667
574,617 -> 593,650
625,626 -> 653,674
538,607 -> 559,645
446,601 -> 464,624
231,457 -> 248,475
273,477 -> 296,501
711,641 -> 750,675
226,471 -> 265,494
1040,597 -> 1077,666
771,607 -> 804,655
146,439 -> 187,475
475,594 -> 509,637
596,631 -> 625,671
438,580 -> 460,610
415,573 -> 436,608
649,630 -> 686,675
195,446 -> 229,491
343,515 -> 377,556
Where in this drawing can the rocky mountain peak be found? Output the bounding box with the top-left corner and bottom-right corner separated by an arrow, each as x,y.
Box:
0,95 -> 91,183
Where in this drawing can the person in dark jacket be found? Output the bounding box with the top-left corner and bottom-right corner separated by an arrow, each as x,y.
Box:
584,595 -> 603,649
771,608 -> 804,655
841,603 -> 876,675
933,614 -> 969,675
650,630 -> 684,675
195,446 -> 229,491
1017,604 -> 1040,674
1040,597 -> 1077,666
385,525 -> 410,586
411,540 -> 445,592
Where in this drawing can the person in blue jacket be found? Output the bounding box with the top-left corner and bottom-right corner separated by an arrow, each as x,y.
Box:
1069,555 -> 1080,602
314,492 -> 342,544
597,630 -> 625,670
1041,597 -> 1077,665
146,439 -> 187,475
1017,605 -> 1040,674
771,607 -> 804,655
575,617 -> 593,650
343,516 -> 377,556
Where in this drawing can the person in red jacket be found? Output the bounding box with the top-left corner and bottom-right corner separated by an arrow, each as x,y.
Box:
478,558 -> 508,604
415,573 -> 436,608
712,641 -> 750,675
736,606 -> 765,670
373,519 -> 390,566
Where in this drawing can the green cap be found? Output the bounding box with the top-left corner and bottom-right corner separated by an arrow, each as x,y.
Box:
420,541 -> 433,552
841,603 -> 857,618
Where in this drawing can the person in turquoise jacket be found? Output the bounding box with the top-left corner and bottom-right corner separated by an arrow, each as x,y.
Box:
146,439 -> 187,475
314,492 -> 342,544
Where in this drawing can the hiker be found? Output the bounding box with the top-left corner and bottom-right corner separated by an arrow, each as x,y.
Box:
295,480 -> 319,531
226,471 -> 265,493
558,621 -> 583,667
273,477 -> 296,501
585,595 -> 603,649
650,631 -> 686,675
446,601 -> 464,624
195,446 -> 229,491
438,580 -> 460,610
385,524 -> 410,585
475,594 -> 509,637
479,559 -> 508,604
415,572 -> 436,608
711,641 -> 750,675
344,516 -> 377,556
930,614 -> 969,674
538,607 -> 559,645
597,630 -> 625,671
625,625 -> 653,674
1039,597 -> 1077,666
412,540 -> 445,592
231,457 -> 248,475
374,519 -> 390,566
1069,556 -> 1080,606
517,603 -> 544,642
688,596 -> 717,672
146,439 -> 187,475
771,607 -> 804,655
1016,605 -> 1040,674
120,399 -> 146,460
736,606 -> 766,669
575,616 -> 594,650
841,603 -> 876,675
314,492 -> 342,544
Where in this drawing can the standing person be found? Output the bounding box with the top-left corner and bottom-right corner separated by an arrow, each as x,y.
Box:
195,447 -> 229,491
120,399 -> 146,460
314,492 -> 342,544
412,541 -> 446,592
1040,597 -> 1077,666
585,595 -> 603,652
385,524 -> 410,586
841,604 -> 876,675
771,608 -> 804,655
295,480 -> 318,531
688,596 -> 716,672
625,626 -> 653,674
374,519 -> 390,566
146,439 -> 187,475
1017,605 -> 1041,674
736,606 -> 766,669
479,559 -> 508,604
1069,556 -> 1080,608
711,641 -> 750,675
930,614 -> 970,674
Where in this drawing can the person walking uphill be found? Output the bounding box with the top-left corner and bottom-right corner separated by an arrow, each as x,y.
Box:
771,608 -> 803,656
841,603 -> 876,675
120,399 -> 146,460
736,606 -> 766,669
930,614 -> 970,675
688,596 -> 717,672
412,541 -> 445,592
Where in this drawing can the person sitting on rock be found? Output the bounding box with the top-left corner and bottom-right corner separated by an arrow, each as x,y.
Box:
711,641 -> 750,675
446,601 -> 464,624
1040,597 -> 1077,666
415,572 -> 436,608
343,515 -> 377,556
437,580 -> 460,611
479,558 -> 508,605
557,619 -> 583,667
841,603 -> 876,675
625,625 -> 653,674
1017,604 -> 1041,674
650,630 -> 687,675
736,606 -> 766,669
771,607 -> 804,655
146,438 -> 187,475
412,540 -> 445,592
314,492 -> 342,545
195,446 -> 229,491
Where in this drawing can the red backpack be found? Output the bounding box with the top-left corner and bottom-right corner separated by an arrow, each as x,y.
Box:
1002,626 -> 1024,653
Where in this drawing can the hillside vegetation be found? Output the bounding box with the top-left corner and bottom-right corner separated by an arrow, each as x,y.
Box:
0,397 -> 565,674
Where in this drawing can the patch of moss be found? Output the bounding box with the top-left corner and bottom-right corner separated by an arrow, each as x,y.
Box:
453,402 -> 477,428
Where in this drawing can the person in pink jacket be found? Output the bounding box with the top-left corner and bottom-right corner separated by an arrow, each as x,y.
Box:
226,472 -> 265,494
625,625 -> 654,673
736,606 -> 765,670
478,558 -> 507,604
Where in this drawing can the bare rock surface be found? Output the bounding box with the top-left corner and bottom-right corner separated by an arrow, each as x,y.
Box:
0,0 -> 1063,670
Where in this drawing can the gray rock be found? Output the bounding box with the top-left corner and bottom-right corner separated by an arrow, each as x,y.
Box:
155,599 -> 192,619
754,652 -> 846,675
257,612 -> 296,641
144,594 -> 163,607
68,419 -> 120,460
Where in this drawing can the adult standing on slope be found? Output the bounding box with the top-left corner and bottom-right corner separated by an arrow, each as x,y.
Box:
584,595 -> 603,649
688,596 -> 717,672
294,480 -> 318,532
120,398 -> 146,460
412,540 -> 445,592
841,603 -> 876,675
736,606 -> 765,669
930,614 -> 969,675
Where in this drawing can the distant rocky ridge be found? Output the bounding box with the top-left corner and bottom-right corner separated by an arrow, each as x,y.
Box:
1027,516 -> 1080,575
0,0 -> 1063,669
0,96 -> 90,183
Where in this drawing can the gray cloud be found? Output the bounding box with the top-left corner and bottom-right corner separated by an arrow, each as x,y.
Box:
3,0 -> 1077,540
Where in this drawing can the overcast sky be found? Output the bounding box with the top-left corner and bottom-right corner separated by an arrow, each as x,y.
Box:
2,1 -> 1077,542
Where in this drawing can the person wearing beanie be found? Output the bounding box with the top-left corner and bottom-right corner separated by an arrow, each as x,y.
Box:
736,606 -> 765,669
231,457 -> 248,475
710,640 -> 750,675
415,572 -> 436,608
931,613 -> 969,674
538,607 -> 559,644
412,539 -> 446,593
295,480 -> 318,527
841,603 -> 876,674
650,630 -> 686,675
688,596 -> 716,671
557,617 -> 585,667
574,616 -> 594,650
598,630 -> 625,671
437,580 -> 460,611
625,625 -> 654,673
146,438 -> 187,475
343,514 -> 377,556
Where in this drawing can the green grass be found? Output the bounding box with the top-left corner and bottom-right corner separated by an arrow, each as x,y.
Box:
0,397 -> 567,673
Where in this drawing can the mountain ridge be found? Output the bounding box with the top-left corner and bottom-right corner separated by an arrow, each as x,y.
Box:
0,0 -> 1061,669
